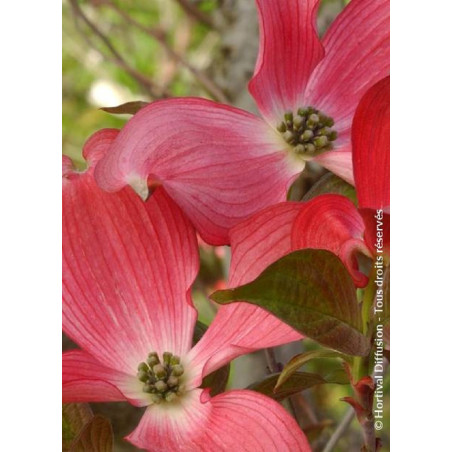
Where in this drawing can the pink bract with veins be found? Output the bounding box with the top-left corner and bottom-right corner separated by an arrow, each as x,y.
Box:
62,132 -> 307,451
93,0 -> 389,245
225,77 -> 390,290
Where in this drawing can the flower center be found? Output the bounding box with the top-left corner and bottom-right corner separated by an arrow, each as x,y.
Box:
137,351 -> 185,404
277,107 -> 337,157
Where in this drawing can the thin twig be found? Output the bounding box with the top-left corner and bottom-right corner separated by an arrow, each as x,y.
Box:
291,393 -> 317,425
264,348 -> 279,373
69,0 -> 168,98
263,348 -> 307,428
322,407 -> 355,452
105,1 -> 228,103
173,0 -> 216,29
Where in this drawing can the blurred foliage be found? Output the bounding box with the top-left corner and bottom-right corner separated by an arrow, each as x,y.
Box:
63,0 -> 221,166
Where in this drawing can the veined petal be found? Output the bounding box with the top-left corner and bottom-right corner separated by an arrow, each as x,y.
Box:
62,155 -> 74,177
206,390 -> 311,451
84,128 -> 121,168
291,194 -> 370,287
311,145 -> 354,185
187,303 -> 301,387
352,77 -> 390,210
63,143 -> 198,375
127,389 -> 310,451
228,202 -> 304,287
360,208 -> 390,259
187,204 -> 303,384
62,129 -> 120,180
94,98 -> 296,245
249,0 -> 324,124
62,350 -> 147,406
305,0 -> 389,132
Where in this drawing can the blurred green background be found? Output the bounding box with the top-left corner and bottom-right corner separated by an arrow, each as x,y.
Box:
63,1 -> 389,451
63,0 -> 223,167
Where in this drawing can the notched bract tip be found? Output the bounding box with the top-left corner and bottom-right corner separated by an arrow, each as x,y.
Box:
129,177 -> 150,201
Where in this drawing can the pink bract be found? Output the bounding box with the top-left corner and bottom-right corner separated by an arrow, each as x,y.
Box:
225,77 -> 390,289
62,132 -> 309,451
94,0 -> 389,245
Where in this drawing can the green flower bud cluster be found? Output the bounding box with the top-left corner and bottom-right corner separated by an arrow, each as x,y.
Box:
137,351 -> 185,404
277,107 -> 337,156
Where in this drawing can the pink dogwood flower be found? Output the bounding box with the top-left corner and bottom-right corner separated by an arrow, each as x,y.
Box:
223,77 -> 389,290
93,0 -> 389,245
62,133 -> 309,451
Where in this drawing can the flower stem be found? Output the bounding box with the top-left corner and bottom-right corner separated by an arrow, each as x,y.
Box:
350,263 -> 382,452
362,415 -> 377,452
362,265 -> 378,336
352,265 -> 377,381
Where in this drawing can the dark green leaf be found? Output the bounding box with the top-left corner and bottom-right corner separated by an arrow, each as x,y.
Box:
193,320 -> 209,343
69,415 -> 113,452
303,172 -> 357,205
201,363 -> 230,397
276,349 -> 352,390
100,101 -> 148,115
248,371 -> 347,401
211,249 -> 370,356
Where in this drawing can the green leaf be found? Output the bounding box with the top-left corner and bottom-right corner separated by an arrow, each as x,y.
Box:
211,249 -> 370,357
276,349 -> 352,390
69,415 -> 113,452
303,172 -> 357,205
100,101 -> 148,115
193,320 -> 209,342
193,321 -> 230,396
62,403 -> 93,450
201,363 -> 230,397
248,370 -> 347,401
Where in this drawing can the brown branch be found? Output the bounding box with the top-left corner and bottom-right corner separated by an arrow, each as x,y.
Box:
361,416 -> 377,452
263,348 -> 279,373
263,348 -> 310,428
105,1 -> 228,103
290,393 -> 318,425
322,407 -> 355,452
69,0 -> 169,99
173,0 -> 216,29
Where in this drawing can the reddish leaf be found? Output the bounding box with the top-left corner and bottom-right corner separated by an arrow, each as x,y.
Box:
100,101 -> 149,115
212,249 -> 370,356
62,403 -> 93,450
69,415 -> 113,452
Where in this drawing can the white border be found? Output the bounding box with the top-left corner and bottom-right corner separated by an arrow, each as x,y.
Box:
391,0 -> 452,449
0,1 -> 61,450
0,0 -> 450,449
